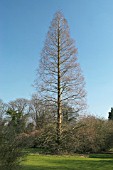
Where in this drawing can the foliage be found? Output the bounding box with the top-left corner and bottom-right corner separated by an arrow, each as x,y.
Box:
71,116 -> 113,153
0,121 -> 28,170
108,107 -> 113,120
1,99 -> 112,155
6,109 -> 27,133
26,115 -> 113,154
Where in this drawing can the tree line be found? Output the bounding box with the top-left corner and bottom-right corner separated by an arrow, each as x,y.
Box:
0,97 -> 113,154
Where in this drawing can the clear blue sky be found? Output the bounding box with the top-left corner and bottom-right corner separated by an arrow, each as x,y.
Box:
0,0 -> 113,118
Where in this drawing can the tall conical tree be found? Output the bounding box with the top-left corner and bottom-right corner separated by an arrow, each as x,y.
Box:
35,11 -> 86,145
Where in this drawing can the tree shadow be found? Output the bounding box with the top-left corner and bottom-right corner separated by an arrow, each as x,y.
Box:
89,153 -> 113,159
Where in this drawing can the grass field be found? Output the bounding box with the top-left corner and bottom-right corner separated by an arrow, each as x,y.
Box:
22,153 -> 113,170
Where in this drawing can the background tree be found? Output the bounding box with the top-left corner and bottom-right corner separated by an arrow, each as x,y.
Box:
62,102 -> 79,123
60,115 -> 113,153
0,99 -> 7,120
7,98 -> 29,114
108,107 -> 113,120
6,98 -> 30,133
35,11 -> 86,146
29,94 -> 56,129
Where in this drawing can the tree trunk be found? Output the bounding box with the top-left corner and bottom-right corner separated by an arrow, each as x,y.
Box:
56,22 -> 62,145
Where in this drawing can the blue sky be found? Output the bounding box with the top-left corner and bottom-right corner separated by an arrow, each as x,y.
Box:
0,0 -> 113,118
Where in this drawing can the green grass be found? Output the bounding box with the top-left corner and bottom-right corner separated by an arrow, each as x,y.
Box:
21,153 -> 113,170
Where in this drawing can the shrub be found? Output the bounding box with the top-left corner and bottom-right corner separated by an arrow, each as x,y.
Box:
0,123 -> 28,170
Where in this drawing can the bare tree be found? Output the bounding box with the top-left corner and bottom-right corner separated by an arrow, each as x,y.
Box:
0,99 -> 7,119
8,98 -> 29,114
35,11 -> 86,145
29,94 -> 56,129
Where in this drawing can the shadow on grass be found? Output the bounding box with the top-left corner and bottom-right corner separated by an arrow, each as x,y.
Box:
22,159 -> 113,170
89,153 -> 113,159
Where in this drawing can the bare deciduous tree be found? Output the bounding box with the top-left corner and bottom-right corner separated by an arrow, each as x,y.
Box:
29,94 -> 56,129
35,11 -> 86,145
0,99 -> 7,119
8,98 -> 29,114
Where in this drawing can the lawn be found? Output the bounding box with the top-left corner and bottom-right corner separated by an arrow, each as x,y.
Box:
22,153 -> 113,170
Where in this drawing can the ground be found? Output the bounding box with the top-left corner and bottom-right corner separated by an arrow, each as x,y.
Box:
22,153 -> 113,170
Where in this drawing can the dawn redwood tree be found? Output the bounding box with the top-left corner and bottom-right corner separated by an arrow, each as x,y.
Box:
35,11 -> 86,145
